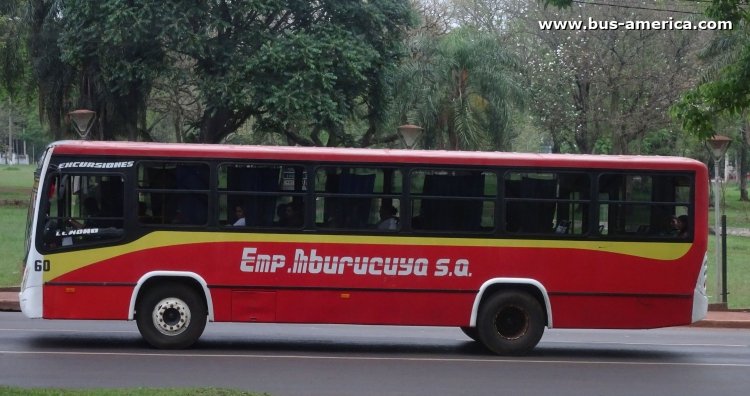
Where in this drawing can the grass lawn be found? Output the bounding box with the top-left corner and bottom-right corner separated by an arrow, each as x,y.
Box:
0,206 -> 26,286
0,165 -> 35,286
0,165 -> 35,202
707,183 -> 750,308
1,163 -> 748,308
709,234 -> 750,309
711,183 -> 750,229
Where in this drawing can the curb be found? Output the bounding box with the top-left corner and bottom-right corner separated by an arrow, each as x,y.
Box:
0,288 -> 19,312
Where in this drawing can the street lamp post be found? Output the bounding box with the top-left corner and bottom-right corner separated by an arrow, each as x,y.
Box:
7,97 -> 12,164
706,135 -> 732,306
68,109 -> 97,139
397,124 -> 423,149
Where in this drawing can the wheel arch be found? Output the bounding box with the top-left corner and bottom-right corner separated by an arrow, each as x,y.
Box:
128,271 -> 214,321
469,278 -> 553,328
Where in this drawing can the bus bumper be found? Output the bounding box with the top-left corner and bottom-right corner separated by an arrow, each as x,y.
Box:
19,285 -> 42,319
691,254 -> 709,323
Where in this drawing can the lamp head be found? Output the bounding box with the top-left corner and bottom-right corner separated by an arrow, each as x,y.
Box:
397,124 -> 423,149
706,135 -> 732,161
68,109 -> 96,139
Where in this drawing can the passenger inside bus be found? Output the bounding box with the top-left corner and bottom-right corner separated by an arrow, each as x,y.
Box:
275,203 -> 289,225
672,215 -> 689,238
283,203 -> 304,227
377,204 -> 399,230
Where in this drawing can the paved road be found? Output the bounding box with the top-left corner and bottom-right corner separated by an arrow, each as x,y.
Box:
1,312 -> 749,395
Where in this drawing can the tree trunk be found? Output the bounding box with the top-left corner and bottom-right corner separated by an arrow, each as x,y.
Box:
740,120 -> 750,201
199,107 -> 235,143
49,112 -> 63,140
573,75 -> 592,154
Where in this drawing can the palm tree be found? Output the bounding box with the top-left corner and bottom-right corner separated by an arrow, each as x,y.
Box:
696,25 -> 750,201
393,27 -> 525,150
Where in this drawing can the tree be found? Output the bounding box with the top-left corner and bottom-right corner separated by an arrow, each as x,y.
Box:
147,54 -> 203,143
686,22 -> 750,200
0,0 -> 27,100
1,0 -> 36,161
157,0 -> 414,145
391,27 -> 524,150
26,1 -> 415,146
508,1 -> 704,154
542,1 -> 742,144
59,0 -> 168,141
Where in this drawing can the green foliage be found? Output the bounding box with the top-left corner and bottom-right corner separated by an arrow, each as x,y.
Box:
59,0 -> 168,140
592,136 -> 612,155
705,0 -> 746,23
15,0 -> 745,158
671,58 -> 750,140
392,27 -> 524,150
671,1 -> 750,140
157,0 -> 415,144
0,0 -> 28,98
26,0 -> 414,145
541,0 -> 572,6
28,0 -> 80,139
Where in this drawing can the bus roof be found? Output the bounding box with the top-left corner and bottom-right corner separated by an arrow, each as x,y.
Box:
48,140 -> 706,172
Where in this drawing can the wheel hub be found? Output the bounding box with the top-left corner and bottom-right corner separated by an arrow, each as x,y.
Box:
152,297 -> 191,336
494,305 -> 529,340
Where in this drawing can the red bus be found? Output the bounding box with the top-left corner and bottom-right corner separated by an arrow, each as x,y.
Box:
21,140 -> 709,355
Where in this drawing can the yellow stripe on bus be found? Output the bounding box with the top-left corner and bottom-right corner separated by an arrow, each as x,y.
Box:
43,231 -> 693,281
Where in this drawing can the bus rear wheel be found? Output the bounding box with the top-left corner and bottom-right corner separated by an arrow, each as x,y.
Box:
477,291 -> 545,355
136,283 -> 207,349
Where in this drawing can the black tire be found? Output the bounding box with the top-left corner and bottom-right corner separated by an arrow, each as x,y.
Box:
476,291 -> 545,355
460,326 -> 480,342
136,282 -> 207,349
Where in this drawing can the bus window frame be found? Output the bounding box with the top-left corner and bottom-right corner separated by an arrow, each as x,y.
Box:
136,160 -> 212,228
217,161 -> 308,230
407,166 -> 498,235
312,164 -> 404,231
501,169 -> 593,237
36,168 -> 128,253
595,171 -> 695,241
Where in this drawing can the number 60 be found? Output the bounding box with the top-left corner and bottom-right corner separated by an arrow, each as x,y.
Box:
34,260 -> 51,272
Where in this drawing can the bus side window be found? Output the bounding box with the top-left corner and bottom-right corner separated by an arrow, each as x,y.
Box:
138,162 -> 210,226
504,171 -> 589,235
411,169 -> 494,232
315,167 -> 402,231
218,163 -> 307,229
597,173 -> 691,239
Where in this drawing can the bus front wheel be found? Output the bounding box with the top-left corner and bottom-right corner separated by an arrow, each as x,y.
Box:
477,291 -> 545,355
136,283 -> 207,349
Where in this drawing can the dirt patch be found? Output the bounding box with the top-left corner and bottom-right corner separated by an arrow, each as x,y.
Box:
0,187 -> 30,207
0,187 -> 30,194
0,199 -> 27,207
